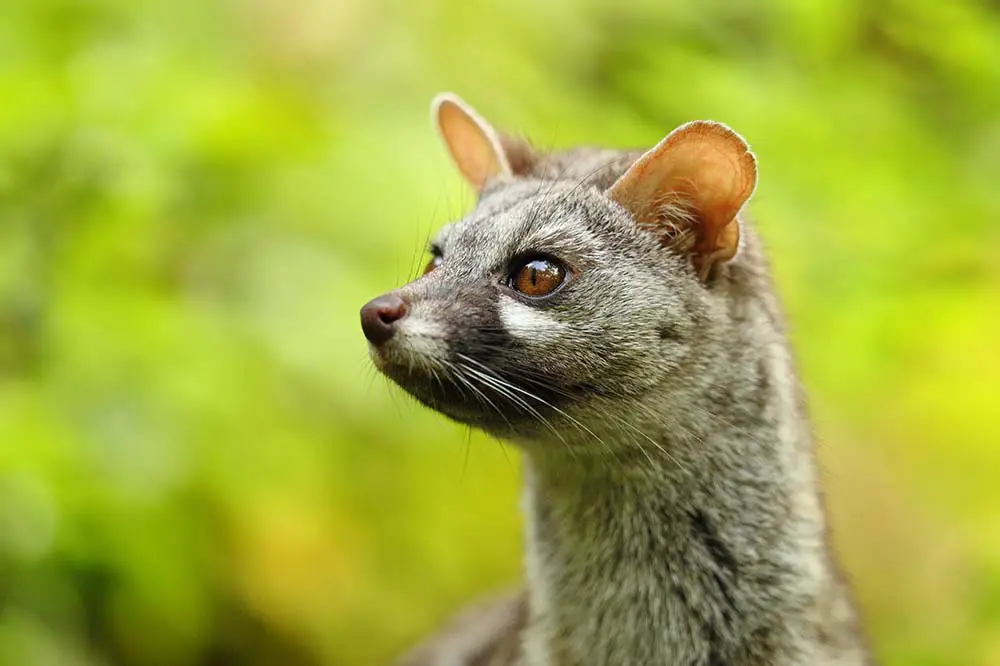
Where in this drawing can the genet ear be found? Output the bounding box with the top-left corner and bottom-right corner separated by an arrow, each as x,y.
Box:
431,92 -> 535,191
606,121 -> 757,280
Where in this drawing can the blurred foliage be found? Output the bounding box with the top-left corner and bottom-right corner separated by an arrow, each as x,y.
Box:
0,0 -> 999,664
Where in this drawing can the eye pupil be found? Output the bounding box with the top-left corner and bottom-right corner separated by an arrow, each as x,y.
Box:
509,257 -> 566,297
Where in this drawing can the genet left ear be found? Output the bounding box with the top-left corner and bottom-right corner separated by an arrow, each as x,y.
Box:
606,121 -> 757,280
431,92 -> 536,192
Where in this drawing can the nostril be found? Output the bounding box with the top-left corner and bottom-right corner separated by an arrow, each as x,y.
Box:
360,294 -> 409,346
377,301 -> 407,326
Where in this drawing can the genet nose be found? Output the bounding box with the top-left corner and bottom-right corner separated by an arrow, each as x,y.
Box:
360,294 -> 409,345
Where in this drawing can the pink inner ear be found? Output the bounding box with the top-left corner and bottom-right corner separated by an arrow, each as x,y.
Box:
435,96 -> 510,190
606,121 -> 757,272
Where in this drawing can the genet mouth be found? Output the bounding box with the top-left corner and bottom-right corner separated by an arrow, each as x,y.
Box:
372,350 -> 566,437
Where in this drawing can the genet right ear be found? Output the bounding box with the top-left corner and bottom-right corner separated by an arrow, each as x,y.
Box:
606,121 -> 757,281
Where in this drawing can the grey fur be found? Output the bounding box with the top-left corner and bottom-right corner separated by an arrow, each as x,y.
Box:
368,131 -> 874,665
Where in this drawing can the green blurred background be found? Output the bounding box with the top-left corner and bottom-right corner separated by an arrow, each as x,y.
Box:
1,0 -> 999,664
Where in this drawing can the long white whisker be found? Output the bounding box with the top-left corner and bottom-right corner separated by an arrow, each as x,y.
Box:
459,364 -> 567,444
457,355 -> 619,462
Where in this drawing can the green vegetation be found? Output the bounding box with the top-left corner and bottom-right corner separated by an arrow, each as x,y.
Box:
1,0 -> 998,664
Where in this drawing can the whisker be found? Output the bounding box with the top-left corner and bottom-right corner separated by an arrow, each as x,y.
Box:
457,362 -> 576,458
457,355 -> 621,462
460,364 -> 559,433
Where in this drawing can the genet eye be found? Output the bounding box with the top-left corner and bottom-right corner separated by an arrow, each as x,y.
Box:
508,256 -> 567,298
423,252 -> 443,275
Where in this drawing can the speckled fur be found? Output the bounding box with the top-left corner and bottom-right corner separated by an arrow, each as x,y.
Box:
374,135 -> 874,666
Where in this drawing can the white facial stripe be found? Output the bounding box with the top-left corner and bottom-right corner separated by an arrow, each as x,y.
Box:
499,298 -> 566,342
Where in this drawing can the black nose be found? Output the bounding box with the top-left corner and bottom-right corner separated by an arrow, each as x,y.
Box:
360,294 -> 409,345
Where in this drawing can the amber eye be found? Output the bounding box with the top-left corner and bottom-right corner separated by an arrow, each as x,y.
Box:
423,253 -> 443,275
509,257 -> 567,298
